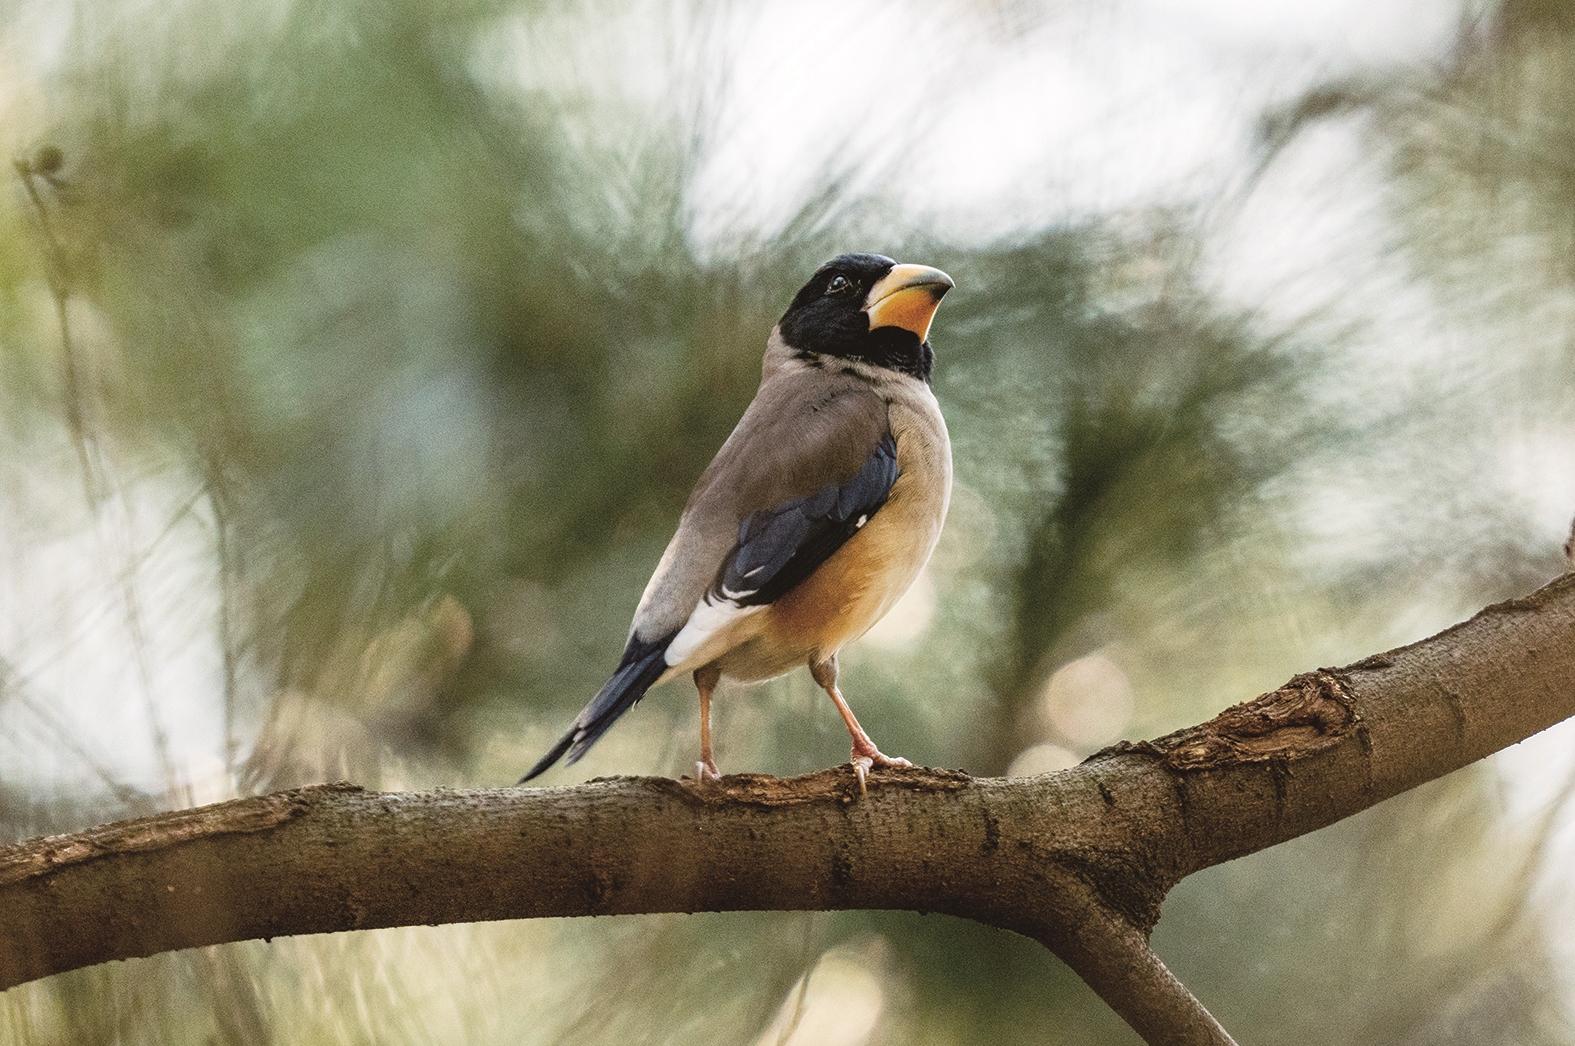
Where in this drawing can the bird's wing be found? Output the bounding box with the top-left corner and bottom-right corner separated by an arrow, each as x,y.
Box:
632,367 -> 895,663
712,433 -> 896,606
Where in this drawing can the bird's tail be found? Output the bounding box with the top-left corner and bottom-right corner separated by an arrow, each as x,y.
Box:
517,633 -> 672,783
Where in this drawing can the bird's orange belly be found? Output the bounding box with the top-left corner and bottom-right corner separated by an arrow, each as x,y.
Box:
716,473 -> 945,681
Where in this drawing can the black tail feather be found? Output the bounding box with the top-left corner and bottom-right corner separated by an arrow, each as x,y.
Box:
517,731 -> 575,784
517,633 -> 673,784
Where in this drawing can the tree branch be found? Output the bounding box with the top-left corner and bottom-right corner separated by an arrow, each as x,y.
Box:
4,573 -> 1573,1045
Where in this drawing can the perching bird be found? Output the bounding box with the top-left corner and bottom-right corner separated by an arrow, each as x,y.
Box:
520,254 -> 954,791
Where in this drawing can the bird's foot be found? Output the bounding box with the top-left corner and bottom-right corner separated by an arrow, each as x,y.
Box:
849,744 -> 912,797
693,758 -> 722,783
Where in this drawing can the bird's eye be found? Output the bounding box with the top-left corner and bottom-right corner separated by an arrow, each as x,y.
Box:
826,275 -> 852,295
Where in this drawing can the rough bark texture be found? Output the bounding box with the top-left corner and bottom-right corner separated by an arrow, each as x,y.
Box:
3,573 -> 1573,1046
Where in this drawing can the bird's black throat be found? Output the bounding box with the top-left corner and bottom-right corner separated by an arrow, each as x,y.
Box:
790,328 -> 932,382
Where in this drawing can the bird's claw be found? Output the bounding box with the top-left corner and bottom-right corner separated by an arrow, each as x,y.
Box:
851,756 -> 872,796
849,749 -> 912,797
694,759 -> 722,783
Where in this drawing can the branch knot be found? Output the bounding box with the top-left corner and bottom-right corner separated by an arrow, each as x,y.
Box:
1091,670 -> 1359,772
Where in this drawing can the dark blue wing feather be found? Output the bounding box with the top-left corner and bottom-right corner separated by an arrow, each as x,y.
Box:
715,433 -> 899,607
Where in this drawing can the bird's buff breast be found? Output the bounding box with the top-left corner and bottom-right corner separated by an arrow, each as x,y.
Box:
717,395 -> 952,682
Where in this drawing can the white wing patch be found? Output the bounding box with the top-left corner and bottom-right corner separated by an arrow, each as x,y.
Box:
663,594 -> 764,669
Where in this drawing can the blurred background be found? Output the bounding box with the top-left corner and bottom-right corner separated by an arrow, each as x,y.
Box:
2,0 -> 1574,1042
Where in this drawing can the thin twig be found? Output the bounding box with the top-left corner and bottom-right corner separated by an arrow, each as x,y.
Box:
14,158 -> 97,503
14,155 -> 182,798
206,472 -> 241,776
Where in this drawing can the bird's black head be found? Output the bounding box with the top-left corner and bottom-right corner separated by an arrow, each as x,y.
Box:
777,253 -> 954,382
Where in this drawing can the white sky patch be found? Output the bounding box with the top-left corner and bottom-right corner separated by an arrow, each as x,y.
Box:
1492,425 -> 1575,545
0,442 -> 226,797
679,1 -> 1267,246
684,0 -> 1477,246
895,16 -> 1248,240
1491,719 -> 1575,1003
473,0 -> 1476,250
1200,117 -> 1394,331
1143,0 -> 1481,65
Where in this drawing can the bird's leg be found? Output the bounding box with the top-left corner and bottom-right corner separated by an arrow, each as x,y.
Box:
693,664 -> 722,782
809,655 -> 911,796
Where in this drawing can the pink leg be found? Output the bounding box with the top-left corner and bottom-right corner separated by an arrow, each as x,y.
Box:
693,664 -> 722,782
809,655 -> 910,795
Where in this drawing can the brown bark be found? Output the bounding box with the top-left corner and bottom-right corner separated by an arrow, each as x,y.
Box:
3,573 -> 1573,1046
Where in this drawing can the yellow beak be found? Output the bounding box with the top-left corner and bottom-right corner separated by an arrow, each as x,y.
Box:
863,263 -> 954,342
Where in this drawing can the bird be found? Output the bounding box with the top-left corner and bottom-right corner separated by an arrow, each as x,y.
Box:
520,253 -> 954,792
